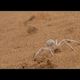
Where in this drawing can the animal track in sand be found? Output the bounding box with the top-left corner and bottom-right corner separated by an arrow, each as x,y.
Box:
33,54 -> 57,69
27,26 -> 38,35
23,16 -> 36,26
33,58 -> 57,69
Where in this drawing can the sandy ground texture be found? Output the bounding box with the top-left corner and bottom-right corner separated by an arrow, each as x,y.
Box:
0,11 -> 80,69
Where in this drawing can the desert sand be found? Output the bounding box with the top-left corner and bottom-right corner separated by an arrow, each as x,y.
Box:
0,11 -> 80,69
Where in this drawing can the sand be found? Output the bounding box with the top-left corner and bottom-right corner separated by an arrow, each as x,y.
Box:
0,11 -> 80,69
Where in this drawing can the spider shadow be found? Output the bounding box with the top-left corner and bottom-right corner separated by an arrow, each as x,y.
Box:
53,48 -> 62,54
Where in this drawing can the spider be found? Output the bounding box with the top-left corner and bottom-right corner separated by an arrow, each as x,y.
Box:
33,39 -> 80,58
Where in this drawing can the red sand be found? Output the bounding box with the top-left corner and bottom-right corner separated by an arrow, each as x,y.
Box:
0,11 -> 80,69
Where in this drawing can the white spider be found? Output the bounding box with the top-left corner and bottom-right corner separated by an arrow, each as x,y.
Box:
33,39 -> 80,58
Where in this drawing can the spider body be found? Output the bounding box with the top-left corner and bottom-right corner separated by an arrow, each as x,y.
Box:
33,39 -> 80,58
46,39 -> 57,47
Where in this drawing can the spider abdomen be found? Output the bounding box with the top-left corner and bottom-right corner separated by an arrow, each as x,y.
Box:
46,39 -> 55,47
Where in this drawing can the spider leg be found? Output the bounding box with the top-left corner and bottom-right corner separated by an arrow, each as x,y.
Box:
57,40 -> 76,51
63,39 -> 80,44
58,39 -> 80,47
49,49 -> 54,56
57,40 -> 66,47
33,47 -> 44,58
33,47 -> 52,58
64,41 -> 74,51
